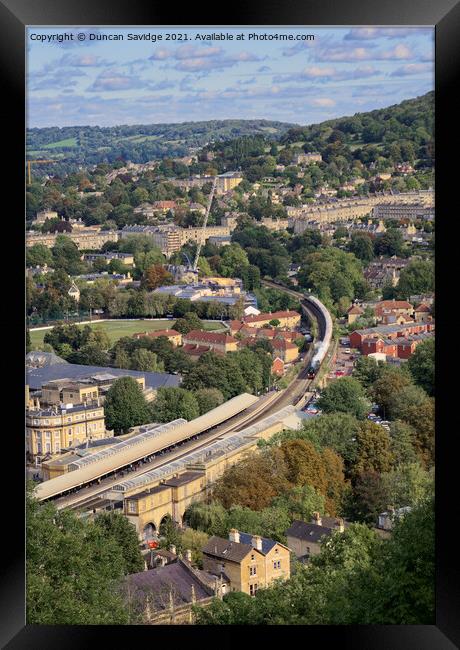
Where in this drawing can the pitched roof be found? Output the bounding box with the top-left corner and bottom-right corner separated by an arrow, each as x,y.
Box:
375,300 -> 413,313
272,338 -> 298,351
415,303 -> 430,312
285,520 -> 334,544
348,305 -> 364,315
126,561 -> 212,610
243,310 -> 300,324
202,536 -> 255,563
184,330 -> 237,345
238,532 -> 285,555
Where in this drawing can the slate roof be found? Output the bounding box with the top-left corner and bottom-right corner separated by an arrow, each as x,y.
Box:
26,359 -> 180,391
238,532 -> 279,556
202,536 -> 255,563
285,519 -> 335,544
126,561 -> 212,610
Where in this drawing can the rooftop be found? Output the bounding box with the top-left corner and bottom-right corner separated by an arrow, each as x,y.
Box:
184,330 -> 237,345
26,358 -> 181,391
165,470 -> 204,487
285,519 -> 337,544
244,310 -> 300,324
126,561 -> 212,610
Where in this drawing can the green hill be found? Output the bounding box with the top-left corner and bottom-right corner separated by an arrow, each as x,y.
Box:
26,119 -> 296,169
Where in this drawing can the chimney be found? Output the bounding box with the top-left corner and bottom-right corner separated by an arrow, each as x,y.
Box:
185,549 -> 192,563
251,535 -> 262,551
169,544 -> 176,555
335,518 -> 345,533
228,529 -> 240,544
312,512 -> 322,526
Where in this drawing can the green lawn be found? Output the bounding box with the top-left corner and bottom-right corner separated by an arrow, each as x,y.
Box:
30,319 -> 225,348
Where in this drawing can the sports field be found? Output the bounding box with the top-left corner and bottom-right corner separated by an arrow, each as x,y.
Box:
30,319 -> 225,348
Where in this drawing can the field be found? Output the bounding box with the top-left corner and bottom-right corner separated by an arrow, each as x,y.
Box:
30,318 -> 225,348
42,137 -> 78,149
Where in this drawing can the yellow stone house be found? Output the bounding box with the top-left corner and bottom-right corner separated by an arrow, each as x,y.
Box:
202,529 -> 290,596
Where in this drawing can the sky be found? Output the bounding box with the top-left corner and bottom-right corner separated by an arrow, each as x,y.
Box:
26,26 -> 434,128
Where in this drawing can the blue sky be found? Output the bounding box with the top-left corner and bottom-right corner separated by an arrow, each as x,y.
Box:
27,26 -> 434,128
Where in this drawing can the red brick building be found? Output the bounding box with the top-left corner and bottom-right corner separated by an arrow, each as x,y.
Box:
271,357 -> 285,376
350,321 -> 434,350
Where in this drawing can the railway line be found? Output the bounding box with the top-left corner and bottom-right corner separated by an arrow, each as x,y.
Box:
35,281 -> 333,509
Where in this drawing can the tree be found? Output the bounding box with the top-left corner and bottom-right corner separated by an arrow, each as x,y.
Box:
173,312 -> 203,335
141,264 -> 172,290
68,343 -> 109,366
179,528 -> 209,568
279,439 -> 327,495
352,355 -> 384,389
104,376 -> 152,434
183,501 -> 229,537
130,348 -> 165,372
344,471 -> 389,524
374,229 -> 404,257
353,495 -> 434,624
219,243 -> 249,277
150,387 -> 200,422
194,388 -> 224,415
270,485 -> 325,522
43,322 -> 85,355
370,366 -> 413,418
381,462 -> 433,510
407,338 -> 435,396
389,420 -> 419,465
27,489 -> 132,624
388,384 -> 429,421
93,511 -> 145,574
26,244 -> 54,268
51,235 -> 86,275
396,260 -> 434,298
212,448 -> 290,510
349,233 -> 374,262
278,413 -> 360,469
353,421 -> 394,476
317,377 -> 371,420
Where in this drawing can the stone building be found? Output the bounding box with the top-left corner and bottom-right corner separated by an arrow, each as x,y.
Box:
202,529 -> 290,596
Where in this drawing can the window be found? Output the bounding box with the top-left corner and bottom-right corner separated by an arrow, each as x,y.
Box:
249,566 -> 257,576
251,554 -> 255,560
45,432 -> 51,439
128,501 -> 137,513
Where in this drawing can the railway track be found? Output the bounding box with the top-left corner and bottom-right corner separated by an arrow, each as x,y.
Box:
48,282 -> 332,512
54,390 -> 283,511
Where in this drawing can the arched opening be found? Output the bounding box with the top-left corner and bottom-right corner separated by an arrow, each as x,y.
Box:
159,514 -> 173,537
142,522 -> 157,542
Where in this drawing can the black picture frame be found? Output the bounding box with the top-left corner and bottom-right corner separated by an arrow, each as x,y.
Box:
1,0 -> 458,646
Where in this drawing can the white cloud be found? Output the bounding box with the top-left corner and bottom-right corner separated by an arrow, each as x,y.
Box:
310,97 -> 336,107
390,63 -> 433,77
